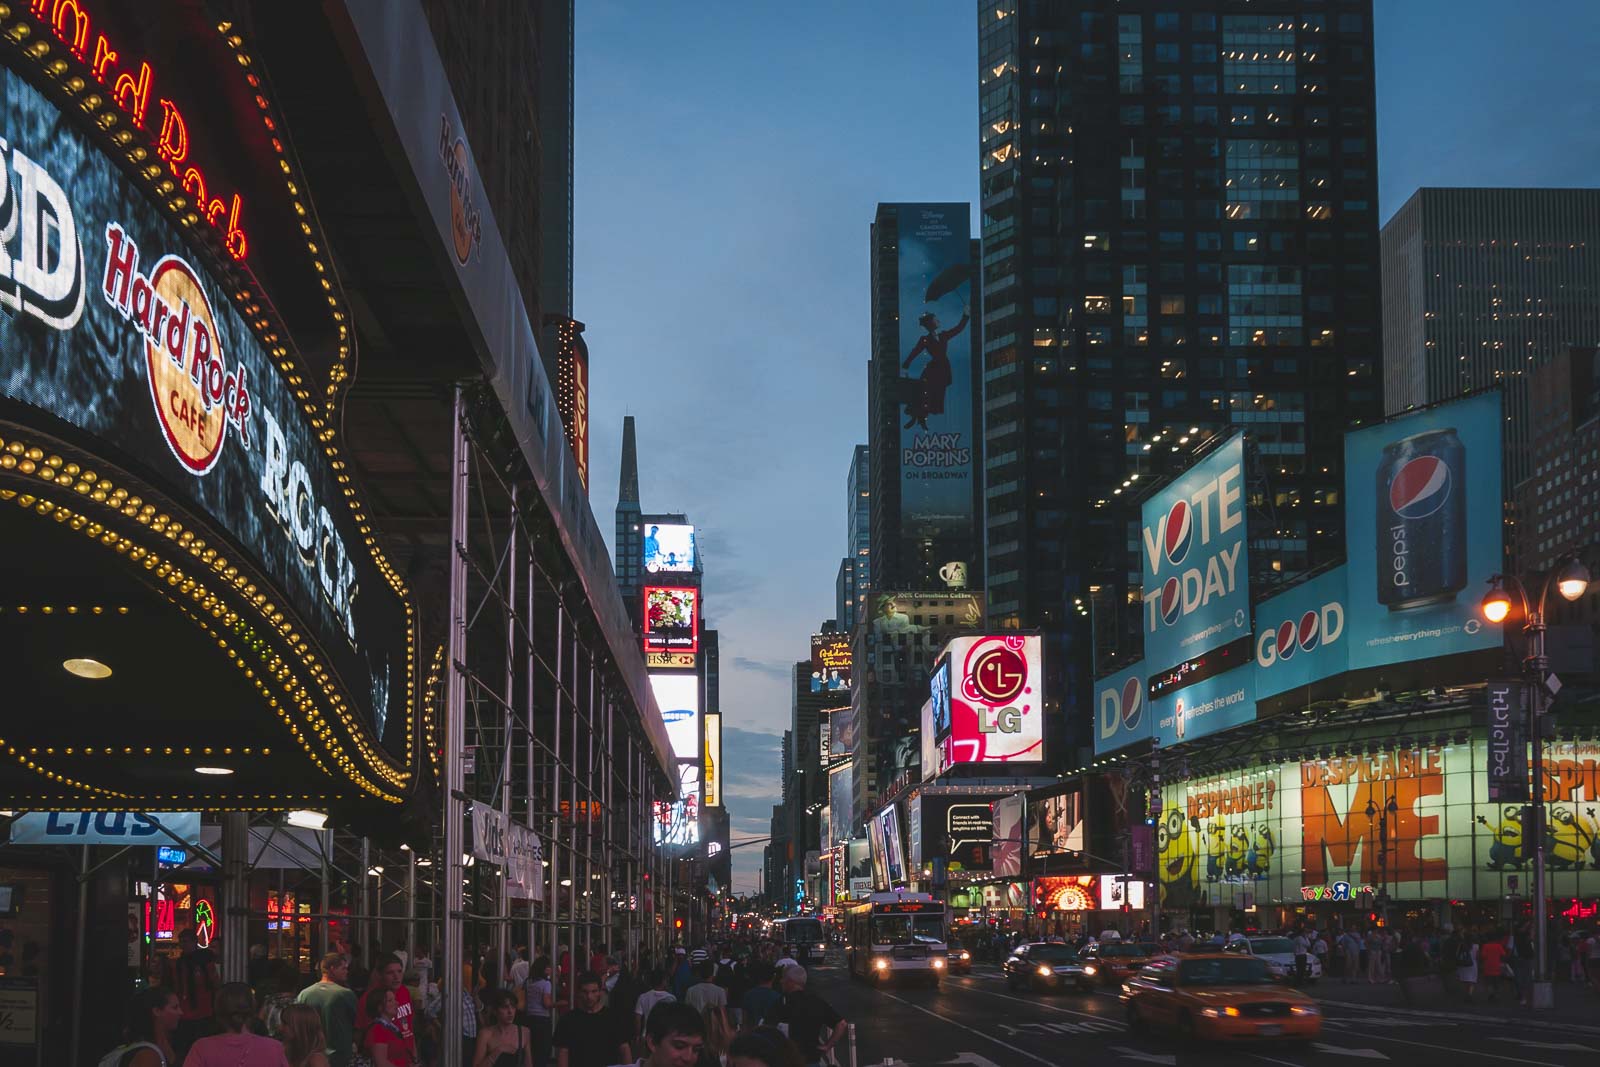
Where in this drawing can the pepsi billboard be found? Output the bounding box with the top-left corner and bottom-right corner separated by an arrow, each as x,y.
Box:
1094,661 -> 1148,757
1342,392 -> 1504,671
1141,435 -> 1250,676
1150,665 -> 1255,748
1253,566 -> 1349,700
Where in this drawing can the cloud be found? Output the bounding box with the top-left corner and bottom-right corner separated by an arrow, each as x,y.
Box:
729,656 -> 792,683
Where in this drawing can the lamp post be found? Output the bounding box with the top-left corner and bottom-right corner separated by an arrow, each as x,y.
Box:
1480,555 -> 1591,1011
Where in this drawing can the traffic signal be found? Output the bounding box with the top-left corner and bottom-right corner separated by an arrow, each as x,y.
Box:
674,918 -> 684,930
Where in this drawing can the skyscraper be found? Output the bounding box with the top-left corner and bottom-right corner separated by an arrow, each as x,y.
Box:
977,3 -> 1381,736
837,445 -> 872,631
1381,188 -> 1600,489
615,415 -> 642,607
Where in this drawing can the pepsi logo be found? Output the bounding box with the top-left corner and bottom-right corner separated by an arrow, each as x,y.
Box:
1296,609 -> 1321,651
1275,619 -> 1298,661
1389,455 -> 1451,519
1164,499 -> 1193,564
1120,677 -> 1143,729
1160,577 -> 1182,625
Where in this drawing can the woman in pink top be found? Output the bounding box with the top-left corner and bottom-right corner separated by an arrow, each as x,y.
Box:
182,983 -> 289,1067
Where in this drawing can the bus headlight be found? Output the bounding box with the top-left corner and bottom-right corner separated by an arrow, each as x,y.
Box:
873,958 -> 889,971
932,957 -> 946,969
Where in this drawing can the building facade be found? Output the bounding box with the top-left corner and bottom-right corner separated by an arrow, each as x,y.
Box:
977,2 -> 1382,738
1381,188 -> 1600,490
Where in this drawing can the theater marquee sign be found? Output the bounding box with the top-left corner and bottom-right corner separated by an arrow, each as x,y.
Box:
0,65 -> 411,761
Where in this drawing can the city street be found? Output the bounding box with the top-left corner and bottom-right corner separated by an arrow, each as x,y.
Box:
810,961 -> 1600,1067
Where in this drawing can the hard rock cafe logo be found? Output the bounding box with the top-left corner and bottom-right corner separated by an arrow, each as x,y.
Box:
101,223 -> 251,474
437,114 -> 481,266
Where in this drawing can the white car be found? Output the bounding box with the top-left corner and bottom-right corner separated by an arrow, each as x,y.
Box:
1223,936 -> 1323,981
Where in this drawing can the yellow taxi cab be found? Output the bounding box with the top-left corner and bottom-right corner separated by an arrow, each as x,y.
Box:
1121,953 -> 1322,1043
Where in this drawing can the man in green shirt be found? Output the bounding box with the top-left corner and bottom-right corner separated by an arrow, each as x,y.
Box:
296,951 -> 358,1067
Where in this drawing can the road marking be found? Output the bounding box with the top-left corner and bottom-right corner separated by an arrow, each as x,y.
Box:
871,989 -> 1056,1067
1492,1040 -> 1596,1053
1331,1031 -> 1564,1066
1107,1046 -> 1177,1065
1250,1055 -> 1306,1067
1312,1045 -> 1389,1059
1325,1000 -> 1600,1037
945,976 -> 1129,1026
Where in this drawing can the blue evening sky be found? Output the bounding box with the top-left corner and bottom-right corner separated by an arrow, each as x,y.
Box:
574,1 -> 1600,893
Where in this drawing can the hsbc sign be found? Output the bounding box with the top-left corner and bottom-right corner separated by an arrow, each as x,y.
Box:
1141,435 -> 1250,675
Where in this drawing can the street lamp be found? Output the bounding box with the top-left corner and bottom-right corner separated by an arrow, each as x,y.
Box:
1479,555 -> 1590,1011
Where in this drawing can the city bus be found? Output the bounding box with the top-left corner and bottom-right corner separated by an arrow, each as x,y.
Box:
843,892 -> 949,986
771,915 -> 828,962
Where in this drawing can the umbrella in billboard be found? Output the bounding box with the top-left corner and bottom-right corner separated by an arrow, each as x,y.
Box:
923,262 -> 972,303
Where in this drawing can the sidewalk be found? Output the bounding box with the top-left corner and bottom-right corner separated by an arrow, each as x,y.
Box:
1311,972 -> 1600,1029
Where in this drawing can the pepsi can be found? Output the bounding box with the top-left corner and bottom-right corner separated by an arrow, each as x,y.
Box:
1377,428 -> 1467,610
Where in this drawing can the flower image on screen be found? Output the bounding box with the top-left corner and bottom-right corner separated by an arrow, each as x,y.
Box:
643,586 -> 699,652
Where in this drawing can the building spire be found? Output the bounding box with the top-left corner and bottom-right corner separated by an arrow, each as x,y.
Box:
619,415 -> 640,505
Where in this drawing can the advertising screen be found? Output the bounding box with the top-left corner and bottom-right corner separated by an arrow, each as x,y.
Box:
868,592 -> 984,637
1094,661 -> 1148,757
847,837 -> 872,898
703,714 -> 722,808
939,636 -> 1045,766
829,761 -> 853,850
1253,566 -> 1350,700
991,794 -> 1025,878
866,812 -> 887,890
1155,740 -> 1600,910
642,523 -> 696,574
647,673 -> 700,762
919,699 -> 939,784
895,204 -> 975,540
0,69 -> 412,756
918,795 -> 1000,871
1141,435 -> 1249,677
929,655 -> 953,741
810,634 -> 853,692
652,764 -> 701,848
1342,392 -> 1504,671
1099,877 -> 1146,911
877,804 -> 907,888
1027,788 -> 1085,858
643,586 -> 700,653
829,706 -> 854,765
1149,663 -> 1255,748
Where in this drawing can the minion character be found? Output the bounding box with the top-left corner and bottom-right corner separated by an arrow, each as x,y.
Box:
1476,807 -> 1525,870
1587,808 -> 1600,868
1204,820 -> 1227,883
1547,806 -> 1593,871
1226,825 -> 1250,879
1157,808 -> 1198,908
1247,824 -> 1276,879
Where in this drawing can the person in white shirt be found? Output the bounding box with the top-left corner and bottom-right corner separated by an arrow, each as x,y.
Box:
683,962 -> 727,1018
633,969 -> 676,1045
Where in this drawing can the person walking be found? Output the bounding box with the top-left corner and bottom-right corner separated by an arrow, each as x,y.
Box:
1338,928 -> 1361,983
1291,929 -> 1310,986
181,983 -> 290,1067
1479,930 -> 1510,1002
279,1005 -> 331,1067
684,962 -> 728,1018
109,987 -> 182,1067
359,987 -> 415,1067
1454,932 -> 1480,1003
519,956 -> 555,1067
473,990 -> 532,1067
726,1028 -> 804,1067
296,953 -> 357,1067
631,1002 -> 705,1067
354,957 -> 417,1064
633,970 -> 677,1045
173,929 -> 222,1056
737,966 -> 780,1033
762,966 -> 843,1067
552,972 -> 630,1067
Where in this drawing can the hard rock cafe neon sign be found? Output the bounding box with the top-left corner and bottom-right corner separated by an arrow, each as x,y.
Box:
27,0 -> 251,259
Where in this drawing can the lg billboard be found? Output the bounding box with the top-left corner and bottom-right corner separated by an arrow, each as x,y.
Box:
937,635 -> 1045,767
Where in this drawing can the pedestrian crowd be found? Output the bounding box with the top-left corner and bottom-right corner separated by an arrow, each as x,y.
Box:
103,935 -> 848,1067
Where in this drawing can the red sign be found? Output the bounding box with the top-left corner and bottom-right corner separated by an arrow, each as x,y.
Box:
28,0 -> 251,259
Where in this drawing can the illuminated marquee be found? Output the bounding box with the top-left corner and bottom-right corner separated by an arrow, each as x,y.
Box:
25,0 -> 250,259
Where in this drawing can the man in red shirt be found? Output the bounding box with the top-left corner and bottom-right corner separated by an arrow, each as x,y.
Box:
355,955 -> 417,1060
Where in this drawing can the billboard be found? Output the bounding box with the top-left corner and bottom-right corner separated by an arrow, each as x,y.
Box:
940,635 -> 1045,766
1343,392 -> 1504,671
930,655 -> 954,742
869,592 -> 985,637
871,803 -> 907,889
1156,740 -> 1600,910
703,714 -> 722,808
810,634 -> 853,692
829,761 -> 854,850
652,764 -> 701,848
829,706 -> 855,765
919,699 -> 940,784
643,523 -> 696,574
647,673 -> 701,762
895,203 -> 975,540
1027,788 -> 1085,858
1150,664 -> 1255,748
991,795 -> 1026,878
1099,877 -> 1146,912
918,795 -> 1001,871
1094,661 -> 1148,757
866,810 -> 887,889
1254,567 -> 1349,700
1141,435 -> 1249,676
847,837 -> 872,898
643,586 -> 700,653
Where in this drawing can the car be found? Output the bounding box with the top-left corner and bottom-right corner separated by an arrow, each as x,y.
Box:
1121,954 -> 1322,1044
1223,936 -> 1323,982
946,946 -> 973,974
1079,940 -> 1151,991
1003,941 -> 1088,993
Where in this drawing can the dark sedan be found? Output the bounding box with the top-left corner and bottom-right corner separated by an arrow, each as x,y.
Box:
1003,942 -> 1088,993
